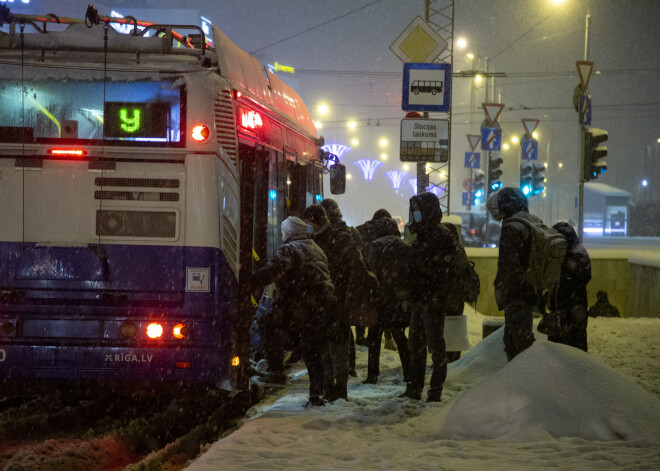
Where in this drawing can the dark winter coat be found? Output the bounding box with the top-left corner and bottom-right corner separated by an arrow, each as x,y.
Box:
554,222 -> 592,311
588,292 -> 621,318
408,192 -> 462,316
330,218 -> 364,253
253,235 -> 336,333
356,217 -> 400,255
548,222 -> 592,351
313,223 -> 370,337
495,210 -> 544,310
365,233 -> 412,327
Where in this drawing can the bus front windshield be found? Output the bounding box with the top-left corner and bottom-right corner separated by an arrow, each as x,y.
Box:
0,67 -> 183,145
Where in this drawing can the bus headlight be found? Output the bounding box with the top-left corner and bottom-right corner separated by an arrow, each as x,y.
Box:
146,322 -> 163,339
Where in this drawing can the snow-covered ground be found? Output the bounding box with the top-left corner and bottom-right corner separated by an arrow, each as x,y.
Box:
187,309 -> 660,470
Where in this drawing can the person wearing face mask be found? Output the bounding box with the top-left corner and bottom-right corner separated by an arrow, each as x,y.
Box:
301,204 -> 372,402
401,192 -> 460,402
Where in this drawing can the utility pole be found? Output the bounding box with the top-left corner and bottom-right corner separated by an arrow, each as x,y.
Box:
577,9 -> 591,241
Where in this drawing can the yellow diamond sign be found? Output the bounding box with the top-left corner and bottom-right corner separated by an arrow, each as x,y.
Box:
390,16 -> 448,64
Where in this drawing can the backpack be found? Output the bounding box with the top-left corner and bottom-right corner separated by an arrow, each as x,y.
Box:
506,217 -> 567,297
443,222 -> 480,304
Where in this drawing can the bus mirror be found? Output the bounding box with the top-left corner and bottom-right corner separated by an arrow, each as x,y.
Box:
329,164 -> 346,194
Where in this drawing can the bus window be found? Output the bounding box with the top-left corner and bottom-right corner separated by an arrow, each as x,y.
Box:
267,151 -> 286,257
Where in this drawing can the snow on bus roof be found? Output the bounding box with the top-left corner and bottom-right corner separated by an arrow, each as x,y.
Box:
211,24 -> 317,139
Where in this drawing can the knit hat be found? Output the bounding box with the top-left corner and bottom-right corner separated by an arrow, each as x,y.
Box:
281,216 -> 309,242
301,204 -> 328,225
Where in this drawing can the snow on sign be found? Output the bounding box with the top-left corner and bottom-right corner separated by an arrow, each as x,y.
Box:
402,63 -> 452,112
390,15 -> 448,64
400,118 -> 449,162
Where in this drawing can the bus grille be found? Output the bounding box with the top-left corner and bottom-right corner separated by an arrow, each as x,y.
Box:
95,191 -> 179,202
215,89 -> 239,167
95,178 -> 180,188
96,210 -> 177,238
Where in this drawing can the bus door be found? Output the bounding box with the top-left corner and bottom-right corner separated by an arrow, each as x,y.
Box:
285,154 -> 307,218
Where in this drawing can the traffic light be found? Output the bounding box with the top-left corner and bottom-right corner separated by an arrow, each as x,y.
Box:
488,156 -> 504,194
473,169 -> 485,203
520,161 -> 533,196
582,127 -> 608,181
531,162 -> 546,196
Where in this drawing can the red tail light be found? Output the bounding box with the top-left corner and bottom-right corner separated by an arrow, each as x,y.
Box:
48,148 -> 87,157
172,323 -> 188,339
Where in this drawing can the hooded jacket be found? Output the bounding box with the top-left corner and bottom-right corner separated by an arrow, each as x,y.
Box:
553,222 -> 591,310
408,192 -> 461,314
493,188 -> 542,309
253,233 -> 336,330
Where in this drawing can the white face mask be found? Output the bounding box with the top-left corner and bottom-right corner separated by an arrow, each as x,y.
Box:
413,211 -> 422,223
306,225 -> 314,235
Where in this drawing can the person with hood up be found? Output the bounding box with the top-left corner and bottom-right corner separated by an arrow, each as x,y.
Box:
401,192 -> 461,402
362,215 -> 412,384
588,290 -> 621,318
549,222 -> 592,351
252,216 -> 336,406
320,198 -> 364,376
354,208 -> 398,346
486,187 -> 544,361
301,205 -> 370,402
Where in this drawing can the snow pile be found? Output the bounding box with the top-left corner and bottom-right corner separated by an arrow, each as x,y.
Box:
434,337 -> 660,441
187,315 -> 660,470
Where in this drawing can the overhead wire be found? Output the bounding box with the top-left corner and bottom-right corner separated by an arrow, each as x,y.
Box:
249,0 -> 385,54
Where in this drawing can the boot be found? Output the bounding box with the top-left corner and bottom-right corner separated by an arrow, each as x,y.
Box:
427,389 -> 443,403
305,396 -> 326,407
399,386 -> 422,400
327,383 -> 348,402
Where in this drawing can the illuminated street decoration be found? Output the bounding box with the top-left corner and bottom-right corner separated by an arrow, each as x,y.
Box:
355,159 -> 383,181
408,178 -> 418,195
321,143 -> 351,161
427,186 -> 443,198
385,170 -> 407,189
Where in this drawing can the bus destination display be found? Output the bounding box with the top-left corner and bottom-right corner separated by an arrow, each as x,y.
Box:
104,102 -> 170,139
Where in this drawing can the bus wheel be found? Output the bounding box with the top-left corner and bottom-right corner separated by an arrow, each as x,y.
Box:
413,89 -> 419,95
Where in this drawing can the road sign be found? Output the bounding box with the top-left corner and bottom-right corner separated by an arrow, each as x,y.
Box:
576,60 -> 594,91
462,192 -> 471,207
579,94 -> 592,126
400,118 -> 449,162
402,63 -> 452,112
482,102 -> 504,126
463,177 -> 473,191
464,152 -> 480,168
390,16 -> 448,64
481,126 -> 502,151
522,119 -> 540,136
521,138 -> 538,160
467,134 -> 481,151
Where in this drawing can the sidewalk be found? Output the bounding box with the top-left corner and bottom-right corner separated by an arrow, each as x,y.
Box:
185,309 -> 660,470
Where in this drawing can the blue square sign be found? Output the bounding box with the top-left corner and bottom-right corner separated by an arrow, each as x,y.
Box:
402,63 -> 452,113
